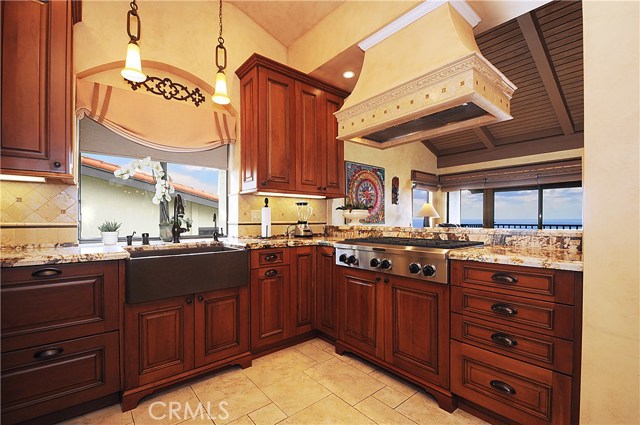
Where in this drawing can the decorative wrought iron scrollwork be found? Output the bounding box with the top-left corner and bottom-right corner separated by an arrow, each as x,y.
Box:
126,75 -> 206,107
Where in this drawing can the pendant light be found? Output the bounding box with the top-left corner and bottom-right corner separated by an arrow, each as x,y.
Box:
121,0 -> 147,83
212,0 -> 231,105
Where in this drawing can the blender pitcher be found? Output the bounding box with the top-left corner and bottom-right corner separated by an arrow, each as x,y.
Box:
294,202 -> 313,237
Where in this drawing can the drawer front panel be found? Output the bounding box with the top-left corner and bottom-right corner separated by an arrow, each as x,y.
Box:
451,341 -> 571,425
1,262 -> 119,351
251,249 -> 290,269
451,287 -> 574,339
451,261 -> 575,304
1,332 -> 119,424
451,313 -> 574,374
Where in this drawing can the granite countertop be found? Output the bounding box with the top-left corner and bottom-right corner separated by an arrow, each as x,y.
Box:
448,245 -> 583,271
1,235 -> 583,271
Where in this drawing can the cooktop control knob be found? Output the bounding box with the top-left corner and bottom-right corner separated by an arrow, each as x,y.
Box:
423,264 -> 437,277
347,255 -> 358,265
370,258 -> 381,268
338,254 -> 348,263
380,259 -> 392,270
408,263 -> 421,274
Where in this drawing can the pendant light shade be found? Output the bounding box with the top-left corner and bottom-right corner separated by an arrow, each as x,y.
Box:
121,0 -> 146,83
212,0 -> 231,105
121,42 -> 146,82
212,71 -> 231,105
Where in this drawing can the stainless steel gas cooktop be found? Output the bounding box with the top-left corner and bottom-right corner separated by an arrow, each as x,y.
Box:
334,237 -> 484,284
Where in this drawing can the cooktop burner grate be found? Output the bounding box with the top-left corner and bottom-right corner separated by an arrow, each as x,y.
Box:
341,237 -> 484,249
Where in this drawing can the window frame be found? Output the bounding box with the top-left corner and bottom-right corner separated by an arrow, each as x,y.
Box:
447,181 -> 582,230
411,186 -> 432,228
78,153 -> 227,243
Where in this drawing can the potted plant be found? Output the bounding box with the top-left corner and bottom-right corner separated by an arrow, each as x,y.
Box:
98,220 -> 122,245
336,202 -> 372,225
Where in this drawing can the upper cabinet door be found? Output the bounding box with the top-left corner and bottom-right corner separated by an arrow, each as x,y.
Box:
323,93 -> 345,196
295,82 -> 324,193
1,0 -> 72,178
257,68 -> 296,191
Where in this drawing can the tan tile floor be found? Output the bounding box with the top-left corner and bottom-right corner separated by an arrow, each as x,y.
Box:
61,339 -> 488,425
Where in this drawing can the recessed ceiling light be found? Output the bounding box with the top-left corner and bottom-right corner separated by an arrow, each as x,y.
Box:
342,71 -> 355,79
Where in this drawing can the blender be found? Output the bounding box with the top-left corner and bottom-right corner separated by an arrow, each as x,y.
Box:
294,202 -> 313,237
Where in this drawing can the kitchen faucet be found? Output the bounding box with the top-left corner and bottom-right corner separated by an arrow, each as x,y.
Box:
171,194 -> 185,243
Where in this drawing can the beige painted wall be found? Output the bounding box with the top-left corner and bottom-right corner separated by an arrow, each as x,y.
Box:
329,140 -> 437,227
581,2 -> 639,423
288,1 -> 420,73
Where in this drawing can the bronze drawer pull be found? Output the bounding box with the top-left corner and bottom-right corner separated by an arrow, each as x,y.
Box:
265,254 -> 278,262
491,332 -> 518,347
34,347 -> 64,359
265,269 -> 278,277
491,273 -> 518,284
491,303 -> 518,316
490,380 -> 516,395
31,267 -> 62,277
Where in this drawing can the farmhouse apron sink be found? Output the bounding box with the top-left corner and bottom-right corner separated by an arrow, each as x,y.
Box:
125,246 -> 249,303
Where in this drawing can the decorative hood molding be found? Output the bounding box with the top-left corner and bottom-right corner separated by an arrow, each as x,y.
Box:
335,1 -> 516,149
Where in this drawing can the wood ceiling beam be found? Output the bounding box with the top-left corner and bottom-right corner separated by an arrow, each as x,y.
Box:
473,127 -> 497,149
421,140 -> 440,156
437,133 -> 584,168
518,12 -> 575,135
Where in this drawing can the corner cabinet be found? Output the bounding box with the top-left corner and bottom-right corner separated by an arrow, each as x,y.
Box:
1,0 -> 73,178
236,54 -> 349,198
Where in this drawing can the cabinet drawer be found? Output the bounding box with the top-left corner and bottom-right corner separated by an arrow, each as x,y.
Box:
1,261 -> 120,352
251,249 -> 290,269
451,313 -> 574,374
451,341 -> 571,425
451,261 -> 576,305
451,287 -> 574,339
1,331 -> 120,424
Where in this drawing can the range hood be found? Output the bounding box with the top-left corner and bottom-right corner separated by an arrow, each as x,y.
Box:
335,1 -> 517,149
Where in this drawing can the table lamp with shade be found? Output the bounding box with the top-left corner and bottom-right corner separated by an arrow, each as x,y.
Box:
418,202 -> 440,227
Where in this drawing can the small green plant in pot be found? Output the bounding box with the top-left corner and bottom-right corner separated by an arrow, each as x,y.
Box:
98,220 -> 122,246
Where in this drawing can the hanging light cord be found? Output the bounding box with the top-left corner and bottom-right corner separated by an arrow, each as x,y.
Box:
126,0 -> 141,43
216,0 -> 227,72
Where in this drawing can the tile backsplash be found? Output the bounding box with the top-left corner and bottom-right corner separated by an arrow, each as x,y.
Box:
1,181 -> 78,246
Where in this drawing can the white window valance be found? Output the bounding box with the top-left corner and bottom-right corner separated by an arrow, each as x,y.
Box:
76,79 -> 236,152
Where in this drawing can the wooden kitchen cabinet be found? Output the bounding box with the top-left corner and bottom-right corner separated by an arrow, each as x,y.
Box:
123,286 -> 251,410
385,275 -> 449,388
124,295 -> 195,388
450,260 -> 583,425
315,246 -> 337,338
337,267 -> 384,357
195,287 -> 250,367
1,261 -> 122,424
291,246 -> 315,335
336,266 -> 454,411
236,54 -> 349,197
250,264 -> 292,350
1,0 -> 73,178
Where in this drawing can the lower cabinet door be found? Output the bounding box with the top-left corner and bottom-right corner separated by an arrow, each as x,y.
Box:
337,267 -> 384,358
250,265 -> 291,350
451,341 -> 572,425
195,286 -> 250,367
316,246 -> 337,338
1,332 -> 119,425
385,276 -> 449,388
291,246 -> 315,335
124,296 -> 194,388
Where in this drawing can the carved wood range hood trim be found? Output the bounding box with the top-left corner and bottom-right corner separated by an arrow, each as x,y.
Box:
335,1 -> 517,149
